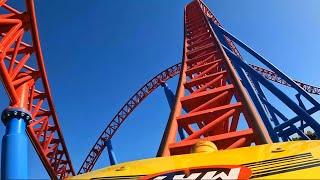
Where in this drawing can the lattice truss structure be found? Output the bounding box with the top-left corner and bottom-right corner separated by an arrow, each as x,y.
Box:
79,0 -> 320,172
157,0 -> 273,157
78,63 -> 181,174
1,0 -> 320,178
78,62 -> 320,172
198,0 -> 320,142
0,1 -> 74,179
249,64 -> 320,96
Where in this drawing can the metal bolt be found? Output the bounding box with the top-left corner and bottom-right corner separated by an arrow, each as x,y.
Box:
271,147 -> 284,153
116,166 -> 128,171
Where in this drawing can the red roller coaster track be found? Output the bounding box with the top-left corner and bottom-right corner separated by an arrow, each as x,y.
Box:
0,1 -> 74,179
78,61 -> 320,173
77,0 -> 320,174
157,0 -> 272,157
78,63 -> 181,174
249,64 -> 320,95
1,1 -> 320,178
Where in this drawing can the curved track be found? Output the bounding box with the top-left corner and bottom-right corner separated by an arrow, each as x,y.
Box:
78,63 -> 182,174
0,1 -> 74,178
78,61 -> 320,174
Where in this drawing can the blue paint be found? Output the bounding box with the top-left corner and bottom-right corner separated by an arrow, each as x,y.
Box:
259,96 -> 308,140
210,22 -> 320,139
280,106 -> 318,130
252,80 -> 280,126
161,83 -> 187,140
211,23 -> 320,109
231,57 -> 279,142
1,108 -> 30,180
106,140 -> 117,165
208,19 -> 279,142
161,83 -> 175,109
295,93 -> 307,110
295,93 -> 306,130
224,46 -> 320,138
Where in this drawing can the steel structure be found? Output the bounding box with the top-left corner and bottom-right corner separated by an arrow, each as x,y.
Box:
157,0 -> 274,157
195,0 -> 320,142
78,0 -> 320,169
0,0 -> 74,179
78,62 -> 320,173
208,15 -> 320,141
1,0 -> 320,179
78,63 -> 181,174
249,64 -> 320,95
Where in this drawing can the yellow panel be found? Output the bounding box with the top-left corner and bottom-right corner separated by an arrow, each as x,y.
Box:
70,141 -> 320,179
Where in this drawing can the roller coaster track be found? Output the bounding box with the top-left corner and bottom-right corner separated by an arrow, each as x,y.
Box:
78,62 -> 320,174
1,1 -> 319,178
0,1 -> 74,179
249,64 -> 320,95
78,63 -> 181,174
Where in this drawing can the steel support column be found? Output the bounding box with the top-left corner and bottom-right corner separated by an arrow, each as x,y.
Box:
106,140 -> 117,165
1,108 -> 31,180
161,82 -> 187,140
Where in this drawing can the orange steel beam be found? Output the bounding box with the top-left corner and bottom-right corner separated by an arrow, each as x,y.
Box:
0,1 -> 74,179
157,0 -> 271,157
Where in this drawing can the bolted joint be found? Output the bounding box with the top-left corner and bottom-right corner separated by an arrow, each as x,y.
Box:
159,80 -> 166,87
1,108 -> 32,125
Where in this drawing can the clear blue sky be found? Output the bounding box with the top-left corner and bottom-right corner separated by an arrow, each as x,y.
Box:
1,0 -> 320,179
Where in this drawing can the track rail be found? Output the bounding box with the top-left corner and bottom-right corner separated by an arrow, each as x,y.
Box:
158,0 -> 272,157
1,1 -> 318,178
78,63 -> 181,174
249,64 -> 320,95
77,61 -> 320,174
79,0 -> 320,173
0,1 -> 74,179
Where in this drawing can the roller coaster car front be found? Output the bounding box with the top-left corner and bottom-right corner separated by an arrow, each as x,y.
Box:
70,140 -> 320,179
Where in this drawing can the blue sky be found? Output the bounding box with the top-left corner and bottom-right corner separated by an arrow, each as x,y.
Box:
1,0 -> 320,179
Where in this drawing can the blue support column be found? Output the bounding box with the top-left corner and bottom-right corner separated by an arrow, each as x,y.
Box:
1,108 -> 31,180
161,82 -> 187,140
211,22 -> 320,109
296,93 -> 307,110
162,82 -> 175,109
295,93 -> 306,131
209,21 -> 320,140
223,46 -> 320,138
208,20 -> 279,142
106,140 -> 117,165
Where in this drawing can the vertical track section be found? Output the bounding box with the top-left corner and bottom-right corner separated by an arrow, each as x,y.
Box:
0,1 -> 74,179
158,0 -> 272,157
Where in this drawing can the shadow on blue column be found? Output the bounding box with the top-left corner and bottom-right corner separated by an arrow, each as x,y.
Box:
161,82 -> 187,140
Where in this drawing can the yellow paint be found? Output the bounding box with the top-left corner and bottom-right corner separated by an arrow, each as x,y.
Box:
70,141 -> 320,179
191,141 -> 218,153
